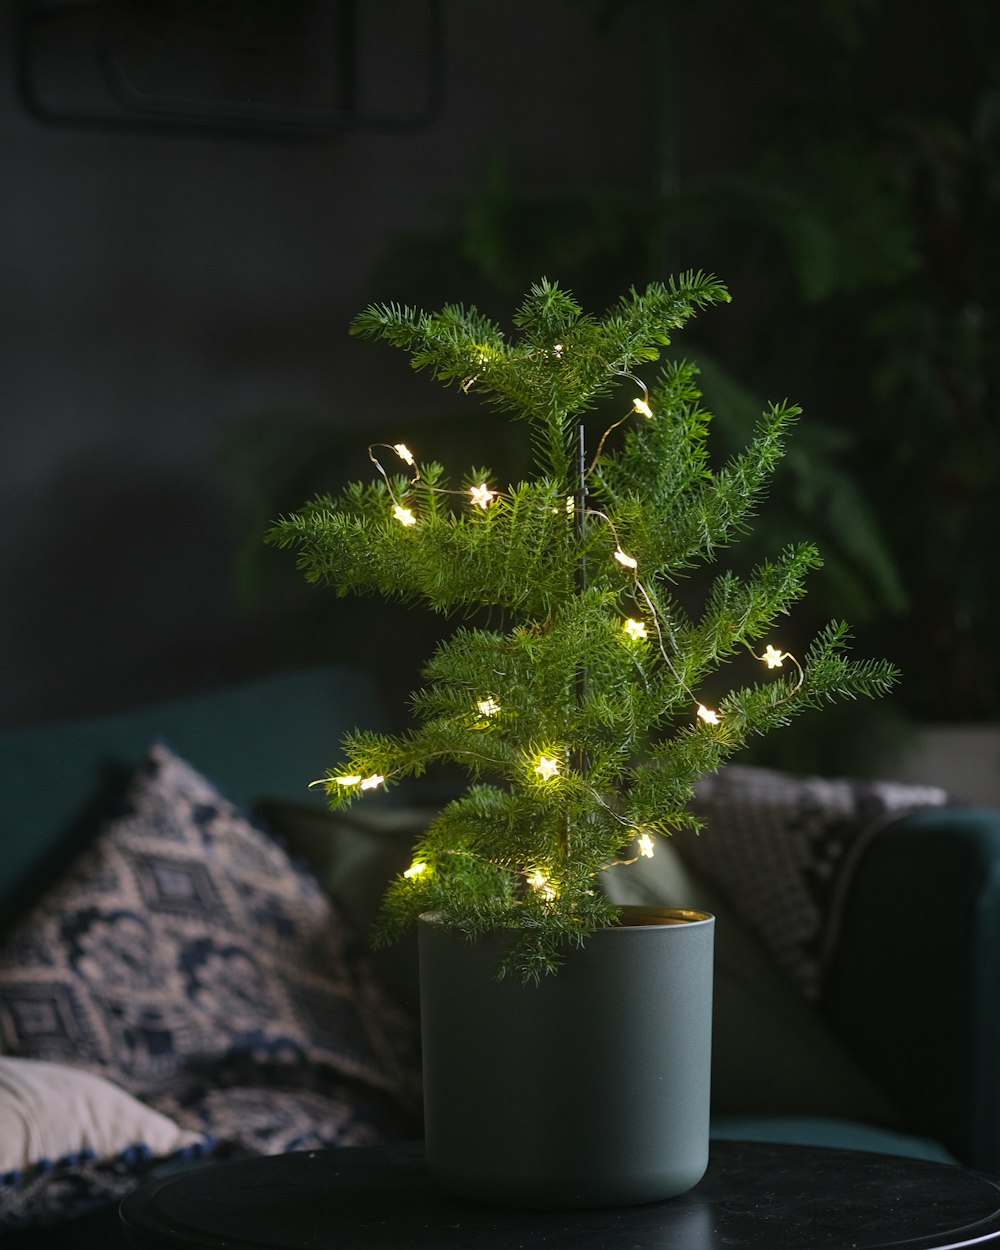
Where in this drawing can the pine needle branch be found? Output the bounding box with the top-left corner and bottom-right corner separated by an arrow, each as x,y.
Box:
271,278 -> 899,981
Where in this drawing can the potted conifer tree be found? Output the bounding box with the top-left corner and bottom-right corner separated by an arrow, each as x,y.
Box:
268,274 -> 897,1208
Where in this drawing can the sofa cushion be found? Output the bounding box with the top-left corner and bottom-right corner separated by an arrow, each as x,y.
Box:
710,1116 -> 956,1164
0,1057 -> 212,1226
0,743 -> 420,1172
682,765 -> 950,998
256,799 -> 426,1013
602,837 -> 903,1127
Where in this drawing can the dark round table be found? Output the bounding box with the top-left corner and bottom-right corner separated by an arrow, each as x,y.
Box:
120,1139 -> 1000,1250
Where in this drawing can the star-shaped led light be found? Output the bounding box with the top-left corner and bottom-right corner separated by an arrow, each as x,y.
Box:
477,697 -> 500,718
697,705 -> 720,725
469,483 -> 496,510
632,397 -> 653,418
393,443 -> 415,466
527,869 -> 557,900
613,547 -> 638,570
763,644 -> 786,669
638,832 -> 655,859
403,861 -> 427,879
393,504 -> 416,527
624,618 -> 647,641
534,755 -> 560,781
359,773 -> 385,790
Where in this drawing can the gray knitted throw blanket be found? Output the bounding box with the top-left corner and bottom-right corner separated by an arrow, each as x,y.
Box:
681,765 -> 950,1000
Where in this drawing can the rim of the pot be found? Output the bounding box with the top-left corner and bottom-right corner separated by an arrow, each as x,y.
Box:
615,903 -> 714,927
418,905 -> 714,930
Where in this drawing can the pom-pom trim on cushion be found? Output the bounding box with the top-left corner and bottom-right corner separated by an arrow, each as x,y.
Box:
0,1057 -> 214,1227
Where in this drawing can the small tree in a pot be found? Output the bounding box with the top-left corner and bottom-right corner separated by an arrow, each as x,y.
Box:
268,274 -> 897,1207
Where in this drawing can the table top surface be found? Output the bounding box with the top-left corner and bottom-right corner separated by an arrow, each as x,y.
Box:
120,1139 -> 1000,1250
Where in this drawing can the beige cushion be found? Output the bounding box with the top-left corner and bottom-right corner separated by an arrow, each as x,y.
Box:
0,1057 -> 203,1173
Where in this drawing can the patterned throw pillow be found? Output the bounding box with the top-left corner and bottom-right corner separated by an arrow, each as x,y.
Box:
0,1057 -> 212,1227
681,765 -> 950,999
0,742 -> 421,1191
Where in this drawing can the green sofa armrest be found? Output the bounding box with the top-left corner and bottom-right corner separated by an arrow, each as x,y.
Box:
825,806 -> 1000,1173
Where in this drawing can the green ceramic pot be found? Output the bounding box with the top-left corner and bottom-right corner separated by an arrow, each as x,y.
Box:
418,905 -> 715,1208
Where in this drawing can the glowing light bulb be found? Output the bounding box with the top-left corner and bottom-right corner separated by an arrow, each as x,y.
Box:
762,644 -> 786,669
393,504 -> 416,527
469,483 -> 496,510
633,397 -> 653,418
697,705 -> 720,725
527,869 -> 557,900
359,773 -> 385,791
624,618 -> 647,641
393,443 -> 415,466
403,861 -> 427,879
613,547 -> 638,570
333,774 -> 362,787
534,755 -> 560,781
477,697 -> 500,717
553,343 -> 564,357
638,833 -> 655,859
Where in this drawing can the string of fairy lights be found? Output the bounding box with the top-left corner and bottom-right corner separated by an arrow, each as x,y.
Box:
322,365 -> 805,896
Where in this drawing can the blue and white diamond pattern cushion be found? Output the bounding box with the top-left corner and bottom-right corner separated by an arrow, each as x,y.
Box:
0,741 -> 420,1146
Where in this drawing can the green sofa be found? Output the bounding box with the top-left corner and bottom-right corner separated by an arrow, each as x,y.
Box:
1,665 -> 996,1244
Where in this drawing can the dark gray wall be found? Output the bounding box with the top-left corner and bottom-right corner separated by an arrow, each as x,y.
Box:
0,2 -> 656,726
2,1 -> 987,737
